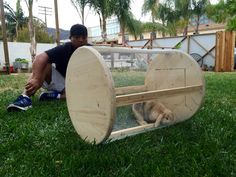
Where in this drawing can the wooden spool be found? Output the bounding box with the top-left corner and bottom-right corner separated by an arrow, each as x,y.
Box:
66,46 -> 205,144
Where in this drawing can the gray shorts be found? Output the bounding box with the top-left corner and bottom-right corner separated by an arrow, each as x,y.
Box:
42,66 -> 65,92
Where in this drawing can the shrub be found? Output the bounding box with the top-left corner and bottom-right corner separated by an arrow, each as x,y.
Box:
15,58 -> 29,64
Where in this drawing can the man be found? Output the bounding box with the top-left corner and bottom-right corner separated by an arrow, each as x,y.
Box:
7,24 -> 90,111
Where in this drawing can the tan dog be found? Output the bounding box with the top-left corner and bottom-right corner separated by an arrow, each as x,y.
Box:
132,101 -> 175,127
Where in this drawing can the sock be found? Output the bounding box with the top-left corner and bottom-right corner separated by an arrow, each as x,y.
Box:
22,94 -> 30,98
56,93 -> 61,99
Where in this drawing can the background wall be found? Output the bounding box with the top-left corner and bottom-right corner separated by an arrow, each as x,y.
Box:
0,42 -> 56,67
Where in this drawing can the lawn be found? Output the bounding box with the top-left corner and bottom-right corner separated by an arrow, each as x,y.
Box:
0,71 -> 235,177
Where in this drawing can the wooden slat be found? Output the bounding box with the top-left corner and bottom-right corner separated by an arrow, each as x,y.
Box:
215,31 -> 225,71
116,85 -> 203,107
142,39 -> 151,49
215,31 -> 235,72
93,46 -> 164,54
225,31 -> 235,71
202,46 -> 215,59
115,85 -> 147,95
225,32 -> 229,71
109,124 -> 156,140
215,32 -> 221,71
172,36 -> 187,49
231,32 -> 236,70
220,32 -> 225,71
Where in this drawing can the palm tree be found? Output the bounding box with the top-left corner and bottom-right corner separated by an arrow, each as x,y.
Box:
4,0 -> 27,40
174,0 -> 192,36
70,0 -> 88,25
88,0 -> 113,41
24,0 -> 36,60
165,1 -> 182,36
142,0 -> 159,23
142,22 -> 163,35
142,0 -> 159,39
112,0 -> 142,45
192,0 -> 209,34
206,0 -> 236,31
166,16 -> 180,36
128,19 -> 143,41
155,2 -> 170,37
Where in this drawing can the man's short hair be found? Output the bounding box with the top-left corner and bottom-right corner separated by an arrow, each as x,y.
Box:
69,24 -> 87,38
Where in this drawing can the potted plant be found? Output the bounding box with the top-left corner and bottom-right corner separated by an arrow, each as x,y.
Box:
14,58 -> 29,70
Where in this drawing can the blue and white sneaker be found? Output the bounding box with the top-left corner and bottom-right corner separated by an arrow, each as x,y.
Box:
39,90 -> 61,101
7,95 -> 32,112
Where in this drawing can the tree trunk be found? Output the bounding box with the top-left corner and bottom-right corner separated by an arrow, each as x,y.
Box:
195,16 -> 200,34
15,21 -> 19,40
102,15 -> 107,42
183,18 -> 189,36
162,21 -> 165,37
183,25 -> 188,36
98,14 -> 103,39
120,23 -> 125,46
81,8 -> 84,25
54,0 -> 60,46
99,15 -> 102,30
28,5 -> 36,61
0,0 -> 10,74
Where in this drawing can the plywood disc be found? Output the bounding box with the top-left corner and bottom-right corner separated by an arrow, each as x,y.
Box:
66,46 -> 116,144
145,50 -> 205,123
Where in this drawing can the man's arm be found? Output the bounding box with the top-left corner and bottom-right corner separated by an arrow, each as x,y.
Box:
25,52 -> 49,96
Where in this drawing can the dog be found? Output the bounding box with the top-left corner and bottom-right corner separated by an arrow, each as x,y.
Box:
132,101 -> 175,127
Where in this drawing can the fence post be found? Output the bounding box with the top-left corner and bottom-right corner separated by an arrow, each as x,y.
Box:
215,31 -> 235,72
187,35 -> 190,54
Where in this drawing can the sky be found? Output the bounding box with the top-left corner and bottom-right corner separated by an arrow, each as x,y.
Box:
4,0 -> 147,30
4,0 -> 219,30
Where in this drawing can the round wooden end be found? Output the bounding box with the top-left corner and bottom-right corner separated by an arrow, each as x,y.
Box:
66,46 -> 116,144
145,50 -> 205,123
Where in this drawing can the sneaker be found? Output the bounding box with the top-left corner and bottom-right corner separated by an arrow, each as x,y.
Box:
39,91 -> 60,101
7,95 -> 32,112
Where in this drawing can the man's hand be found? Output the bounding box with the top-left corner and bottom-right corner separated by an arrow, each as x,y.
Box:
24,52 -> 49,96
25,78 -> 43,96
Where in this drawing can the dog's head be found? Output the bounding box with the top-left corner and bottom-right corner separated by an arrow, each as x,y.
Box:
161,111 -> 175,124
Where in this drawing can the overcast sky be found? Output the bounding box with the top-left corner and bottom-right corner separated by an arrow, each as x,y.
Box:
4,0 -> 219,30
4,0 -> 148,30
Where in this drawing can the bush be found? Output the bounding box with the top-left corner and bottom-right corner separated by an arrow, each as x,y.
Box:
15,58 -> 29,64
13,58 -> 29,70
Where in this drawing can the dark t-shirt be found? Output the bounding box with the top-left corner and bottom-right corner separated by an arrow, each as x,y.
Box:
45,42 -> 91,77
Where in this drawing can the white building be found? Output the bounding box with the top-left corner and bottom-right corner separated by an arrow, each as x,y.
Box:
88,18 -> 120,44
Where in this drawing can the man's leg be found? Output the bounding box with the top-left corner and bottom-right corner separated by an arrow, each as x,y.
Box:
39,65 -> 66,101
7,64 -> 52,111
23,63 -> 52,96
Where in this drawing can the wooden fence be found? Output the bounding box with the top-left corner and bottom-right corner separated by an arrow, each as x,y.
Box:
126,31 -> 235,72
215,31 -> 235,72
127,34 -> 216,70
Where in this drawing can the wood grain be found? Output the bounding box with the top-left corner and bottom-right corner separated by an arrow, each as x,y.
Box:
66,46 -> 116,144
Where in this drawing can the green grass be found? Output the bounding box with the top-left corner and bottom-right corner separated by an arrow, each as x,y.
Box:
0,71 -> 236,177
